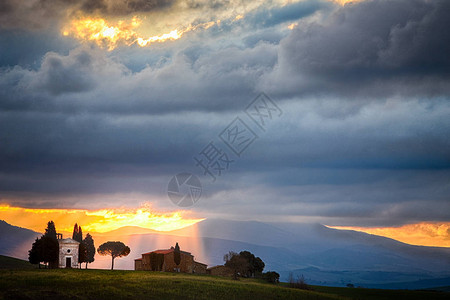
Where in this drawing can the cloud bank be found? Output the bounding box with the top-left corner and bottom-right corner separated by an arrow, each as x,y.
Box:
0,0 -> 449,228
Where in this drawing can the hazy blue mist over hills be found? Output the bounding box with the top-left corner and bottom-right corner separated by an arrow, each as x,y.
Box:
1,219 -> 449,288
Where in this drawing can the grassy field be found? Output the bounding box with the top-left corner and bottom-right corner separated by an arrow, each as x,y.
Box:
0,255 -> 38,270
1,269 -> 345,300
311,285 -> 450,300
0,255 -> 448,300
1,269 -> 449,300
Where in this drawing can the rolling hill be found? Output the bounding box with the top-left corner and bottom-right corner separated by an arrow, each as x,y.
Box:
1,218 -> 450,289
0,220 -> 40,261
0,254 -> 38,269
3,268 -> 449,300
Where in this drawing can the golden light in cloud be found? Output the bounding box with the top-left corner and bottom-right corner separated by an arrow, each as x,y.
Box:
62,15 -> 217,50
330,222 -> 450,247
288,23 -> 297,30
0,204 -> 203,233
62,0 -> 358,50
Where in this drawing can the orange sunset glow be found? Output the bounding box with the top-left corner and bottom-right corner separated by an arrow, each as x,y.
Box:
61,0 -> 364,50
330,223 -> 450,248
63,15 -> 216,50
0,204 -> 203,233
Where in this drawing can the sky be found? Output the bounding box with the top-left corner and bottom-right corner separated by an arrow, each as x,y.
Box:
0,0 -> 449,247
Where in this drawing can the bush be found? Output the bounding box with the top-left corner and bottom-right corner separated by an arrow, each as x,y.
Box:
288,273 -> 311,290
262,271 -> 280,284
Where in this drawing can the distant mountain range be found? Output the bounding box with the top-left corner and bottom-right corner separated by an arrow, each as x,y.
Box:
1,218 -> 450,289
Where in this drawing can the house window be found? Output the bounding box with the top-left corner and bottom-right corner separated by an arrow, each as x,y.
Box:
67,249 -> 71,253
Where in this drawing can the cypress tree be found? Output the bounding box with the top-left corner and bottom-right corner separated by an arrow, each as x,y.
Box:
77,226 -> 83,243
29,237 -> 43,268
44,221 -> 57,241
174,242 -> 181,272
72,223 -> 79,240
43,221 -> 59,268
83,233 -> 95,269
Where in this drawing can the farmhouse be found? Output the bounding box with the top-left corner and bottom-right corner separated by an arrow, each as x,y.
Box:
57,236 -> 79,268
135,245 -> 207,274
206,265 -> 233,276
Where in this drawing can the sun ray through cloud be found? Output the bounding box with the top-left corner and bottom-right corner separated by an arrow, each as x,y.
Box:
62,15 -> 217,50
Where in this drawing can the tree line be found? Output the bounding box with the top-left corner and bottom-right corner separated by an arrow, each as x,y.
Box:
28,221 -> 95,268
72,223 -> 96,268
28,220 -> 131,270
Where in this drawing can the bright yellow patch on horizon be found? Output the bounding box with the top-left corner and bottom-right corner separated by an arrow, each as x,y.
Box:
330,222 -> 450,248
0,204 -> 203,233
62,15 -> 217,50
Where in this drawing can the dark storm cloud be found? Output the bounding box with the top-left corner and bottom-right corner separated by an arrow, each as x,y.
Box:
77,0 -> 175,15
0,44 -> 278,114
0,0 -> 175,29
79,0 -> 108,13
0,28 -> 77,68
197,168 -> 450,226
245,0 -> 332,28
1,88 -> 449,224
37,50 -> 97,95
266,0 -> 450,98
125,0 -> 173,12
0,0 -> 449,226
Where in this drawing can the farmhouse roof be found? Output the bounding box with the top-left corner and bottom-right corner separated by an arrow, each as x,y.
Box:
142,248 -> 192,256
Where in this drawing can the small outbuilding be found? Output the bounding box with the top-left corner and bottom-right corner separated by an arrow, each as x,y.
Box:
206,265 -> 234,276
58,238 -> 79,268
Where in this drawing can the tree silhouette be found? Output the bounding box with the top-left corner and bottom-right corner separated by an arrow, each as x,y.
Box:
72,223 -> 83,242
78,226 -> 83,242
224,251 -> 249,280
43,221 -> 58,268
45,221 -> 57,240
173,242 -> 181,271
78,241 -> 87,268
76,225 -> 86,268
239,251 -> 265,277
41,235 -> 59,268
83,233 -> 95,269
28,237 -> 43,268
97,241 -> 130,270
72,224 -> 89,268
72,223 -> 79,240
28,221 -> 59,268
262,271 -> 280,283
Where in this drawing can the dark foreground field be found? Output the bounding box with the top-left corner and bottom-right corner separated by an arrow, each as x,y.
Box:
1,268 -> 449,300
